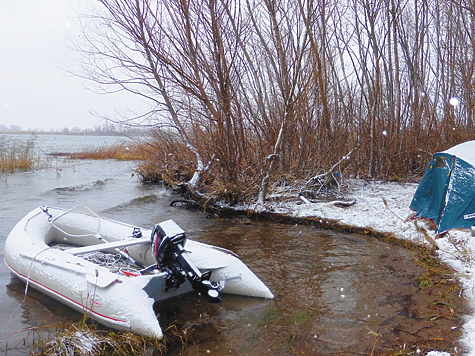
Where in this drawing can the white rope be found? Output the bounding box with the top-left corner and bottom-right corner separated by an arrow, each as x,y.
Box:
50,205 -> 102,238
21,206 -> 102,302
23,247 -> 52,302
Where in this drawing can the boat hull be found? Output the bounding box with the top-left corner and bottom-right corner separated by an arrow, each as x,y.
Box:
4,206 -> 273,338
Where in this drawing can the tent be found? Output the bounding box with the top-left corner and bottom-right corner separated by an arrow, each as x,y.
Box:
410,140 -> 475,234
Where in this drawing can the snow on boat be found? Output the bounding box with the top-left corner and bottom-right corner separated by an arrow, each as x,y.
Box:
4,206 -> 273,338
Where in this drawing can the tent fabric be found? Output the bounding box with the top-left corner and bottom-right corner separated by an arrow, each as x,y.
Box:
444,140 -> 475,166
410,141 -> 475,234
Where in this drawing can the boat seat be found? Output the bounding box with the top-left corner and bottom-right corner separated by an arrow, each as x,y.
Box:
67,236 -> 151,255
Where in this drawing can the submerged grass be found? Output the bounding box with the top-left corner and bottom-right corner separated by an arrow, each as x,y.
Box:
0,135 -> 37,173
262,306 -> 318,326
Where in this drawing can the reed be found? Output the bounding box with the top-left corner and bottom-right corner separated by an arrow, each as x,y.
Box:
61,142 -> 150,161
0,135 -> 37,173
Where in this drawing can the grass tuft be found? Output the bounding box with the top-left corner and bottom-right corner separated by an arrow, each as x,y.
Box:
0,135 -> 37,173
28,314 -> 197,356
30,320 -> 168,356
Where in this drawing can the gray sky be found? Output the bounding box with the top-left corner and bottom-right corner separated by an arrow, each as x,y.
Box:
0,0 -> 145,131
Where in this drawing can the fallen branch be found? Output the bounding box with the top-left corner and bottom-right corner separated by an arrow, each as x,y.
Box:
300,149 -> 354,193
170,198 -> 201,207
332,199 -> 356,207
299,196 -> 356,207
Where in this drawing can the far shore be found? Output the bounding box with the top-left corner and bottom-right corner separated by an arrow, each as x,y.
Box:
0,131 -> 133,137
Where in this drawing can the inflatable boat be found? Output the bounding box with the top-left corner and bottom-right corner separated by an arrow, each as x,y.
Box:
4,206 -> 273,338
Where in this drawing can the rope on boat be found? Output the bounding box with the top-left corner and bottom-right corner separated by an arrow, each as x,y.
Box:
46,206 -> 143,268
49,205 -> 103,238
40,205 -> 53,222
49,244 -> 140,274
21,206 -> 141,304
21,206 -> 104,302
79,251 -> 137,273
23,248 -> 53,302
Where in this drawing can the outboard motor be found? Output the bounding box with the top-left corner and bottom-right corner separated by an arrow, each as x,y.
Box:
149,220 -> 221,303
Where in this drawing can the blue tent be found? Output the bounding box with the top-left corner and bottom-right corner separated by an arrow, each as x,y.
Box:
410,141 -> 475,234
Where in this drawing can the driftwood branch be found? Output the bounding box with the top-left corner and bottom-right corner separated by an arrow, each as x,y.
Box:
299,149 -> 354,196
299,196 -> 356,207
304,149 -> 354,188
170,199 -> 201,207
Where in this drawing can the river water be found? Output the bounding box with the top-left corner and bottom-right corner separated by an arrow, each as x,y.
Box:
0,134 -> 465,355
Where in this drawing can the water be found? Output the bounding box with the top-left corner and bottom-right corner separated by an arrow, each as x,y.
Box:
0,133 -> 127,155
0,134 -> 465,355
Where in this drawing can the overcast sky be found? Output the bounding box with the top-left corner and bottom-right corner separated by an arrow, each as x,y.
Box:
0,0 -> 145,131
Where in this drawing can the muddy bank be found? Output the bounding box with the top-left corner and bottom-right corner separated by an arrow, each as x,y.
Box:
366,249 -> 467,355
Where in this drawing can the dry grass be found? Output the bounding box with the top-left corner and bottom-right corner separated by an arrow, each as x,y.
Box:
32,327 -> 165,356
50,142 -> 151,161
135,131 -> 197,186
0,135 -> 37,173
29,317 -> 191,356
64,142 -> 150,161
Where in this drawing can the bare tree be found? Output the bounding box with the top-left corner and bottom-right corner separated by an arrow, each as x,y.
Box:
73,0 -> 475,203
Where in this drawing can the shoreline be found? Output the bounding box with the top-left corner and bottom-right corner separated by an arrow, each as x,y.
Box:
217,178 -> 475,355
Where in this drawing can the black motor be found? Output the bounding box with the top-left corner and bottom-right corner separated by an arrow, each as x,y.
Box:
149,220 -> 221,303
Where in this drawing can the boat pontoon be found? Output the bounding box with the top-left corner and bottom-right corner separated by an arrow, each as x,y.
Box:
4,206 -> 273,338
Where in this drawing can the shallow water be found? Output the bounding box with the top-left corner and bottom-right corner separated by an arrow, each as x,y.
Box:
0,134 -> 465,355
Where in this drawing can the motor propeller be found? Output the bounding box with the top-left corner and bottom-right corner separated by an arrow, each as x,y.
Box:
148,220 -> 221,303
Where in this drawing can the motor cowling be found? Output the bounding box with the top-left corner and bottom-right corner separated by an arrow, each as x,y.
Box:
150,220 -> 221,303
151,220 -> 186,265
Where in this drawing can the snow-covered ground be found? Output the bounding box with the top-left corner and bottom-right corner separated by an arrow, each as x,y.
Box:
258,179 -> 475,355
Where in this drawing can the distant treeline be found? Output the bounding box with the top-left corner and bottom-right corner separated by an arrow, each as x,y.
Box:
0,123 -> 149,136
